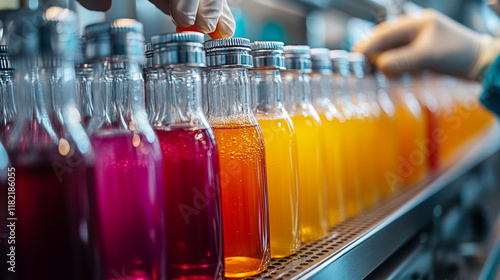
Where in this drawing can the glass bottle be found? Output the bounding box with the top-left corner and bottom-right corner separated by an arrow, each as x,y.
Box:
329,50 -> 362,217
75,36 -> 93,129
5,7 -> 95,280
144,42 -> 162,124
388,74 -> 428,186
347,52 -> 380,208
85,19 -> 165,280
250,41 -> 300,258
374,71 -> 400,197
151,32 -> 224,280
283,45 -> 328,242
204,38 -> 270,278
310,48 -> 345,227
0,45 -> 15,144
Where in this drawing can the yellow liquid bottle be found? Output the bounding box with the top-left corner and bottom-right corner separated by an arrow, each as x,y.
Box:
373,72 -> 400,198
250,41 -> 300,258
330,50 -> 362,217
348,53 -> 380,208
311,48 -> 345,227
257,116 -> 300,257
284,45 -> 328,243
389,75 -> 428,186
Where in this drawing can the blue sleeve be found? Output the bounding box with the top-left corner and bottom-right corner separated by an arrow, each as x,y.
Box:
480,55 -> 500,116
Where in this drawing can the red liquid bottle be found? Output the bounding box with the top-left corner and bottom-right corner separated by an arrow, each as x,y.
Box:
3,7 -> 96,280
85,20 -> 165,280
151,32 -> 224,280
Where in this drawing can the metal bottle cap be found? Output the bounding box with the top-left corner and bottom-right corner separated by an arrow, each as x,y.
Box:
85,22 -> 111,60
283,45 -> 311,72
110,19 -> 145,61
348,52 -> 365,78
329,50 -> 350,77
0,45 -> 12,70
250,41 -> 285,70
204,38 -> 253,68
8,7 -> 78,59
151,32 -> 205,67
310,48 -> 332,73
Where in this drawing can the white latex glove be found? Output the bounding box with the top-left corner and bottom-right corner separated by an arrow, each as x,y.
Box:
77,0 -> 236,38
352,9 -> 500,80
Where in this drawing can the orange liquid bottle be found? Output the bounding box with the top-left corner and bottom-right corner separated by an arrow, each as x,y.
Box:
348,52 -> 380,208
373,72 -> 400,197
311,48 -> 345,227
388,75 -> 428,186
433,75 -> 471,164
283,45 -> 328,243
329,50 -> 362,217
205,38 -> 270,278
452,78 -> 496,145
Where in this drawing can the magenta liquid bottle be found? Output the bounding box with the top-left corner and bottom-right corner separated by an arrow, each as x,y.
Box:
85,19 -> 165,280
3,7 -> 96,280
151,32 -> 224,280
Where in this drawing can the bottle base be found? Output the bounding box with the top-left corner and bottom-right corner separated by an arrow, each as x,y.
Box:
224,257 -> 268,278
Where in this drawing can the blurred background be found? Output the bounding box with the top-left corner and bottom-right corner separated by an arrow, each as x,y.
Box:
1,0 -> 500,49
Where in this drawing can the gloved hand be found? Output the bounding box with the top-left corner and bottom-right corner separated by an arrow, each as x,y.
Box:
77,0 -> 236,38
352,9 -> 500,80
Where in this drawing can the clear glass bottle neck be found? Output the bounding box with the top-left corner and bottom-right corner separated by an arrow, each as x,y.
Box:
331,72 -> 349,102
0,70 -> 16,133
348,71 -> 368,103
87,57 -> 154,141
207,67 -> 253,119
155,66 -> 208,129
75,65 -> 94,127
250,69 -> 285,115
311,71 -> 334,109
8,55 -> 89,152
283,69 -> 312,112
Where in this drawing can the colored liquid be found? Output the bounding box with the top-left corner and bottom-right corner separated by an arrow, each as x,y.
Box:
422,105 -> 440,172
394,95 -> 428,186
12,150 -> 95,280
357,112 -> 380,208
290,114 -> 328,242
335,103 -> 362,217
210,116 -> 270,278
318,112 -> 345,227
257,115 -> 300,258
155,127 -> 224,280
350,92 -> 380,208
90,132 -> 164,280
375,103 -> 399,198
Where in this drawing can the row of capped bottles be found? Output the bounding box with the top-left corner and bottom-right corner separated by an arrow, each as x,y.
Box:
0,6 -> 497,280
